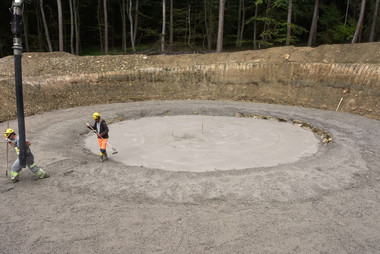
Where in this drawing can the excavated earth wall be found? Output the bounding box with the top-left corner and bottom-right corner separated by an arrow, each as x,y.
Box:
0,43 -> 379,122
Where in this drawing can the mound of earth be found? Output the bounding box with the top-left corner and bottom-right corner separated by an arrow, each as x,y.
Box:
1,42 -> 380,78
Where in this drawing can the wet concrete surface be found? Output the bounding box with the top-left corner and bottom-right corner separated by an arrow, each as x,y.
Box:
85,115 -> 319,171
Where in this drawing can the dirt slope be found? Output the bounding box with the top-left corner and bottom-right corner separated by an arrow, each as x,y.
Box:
1,42 -> 380,78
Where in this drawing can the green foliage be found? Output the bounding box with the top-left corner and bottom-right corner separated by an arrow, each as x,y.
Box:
248,0 -> 264,5
260,21 -> 307,45
256,40 -> 274,48
318,4 -> 342,28
246,16 -> 277,25
333,20 -> 356,43
272,0 -> 289,10
246,0 -> 308,47
318,3 -> 347,44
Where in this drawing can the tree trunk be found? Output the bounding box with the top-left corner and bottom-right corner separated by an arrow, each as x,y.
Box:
239,0 -> 246,47
161,0 -> 166,53
133,0 -> 139,44
203,0 -> 212,50
127,0 -> 136,52
188,4 -> 191,46
263,0 -> 271,43
69,0 -> 74,54
170,0 -> 173,47
369,0 -> 380,42
352,0 -> 367,43
98,0 -> 104,52
74,0 -> 80,55
111,15 -> 115,49
216,0 -> 225,52
35,1 -> 43,51
345,0 -> 350,25
236,0 -> 242,47
22,6 -> 30,52
286,0 -> 293,46
121,0 -> 127,53
104,0 -> 109,55
41,0 -> 53,52
57,0 -> 63,51
253,3 -> 258,50
307,0 -> 319,47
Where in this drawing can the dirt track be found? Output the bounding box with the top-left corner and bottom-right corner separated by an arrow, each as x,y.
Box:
0,100 -> 379,253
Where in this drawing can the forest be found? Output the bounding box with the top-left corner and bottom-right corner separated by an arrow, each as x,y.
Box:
0,0 -> 379,57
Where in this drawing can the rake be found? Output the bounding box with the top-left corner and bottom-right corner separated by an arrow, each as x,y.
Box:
86,122 -> 118,154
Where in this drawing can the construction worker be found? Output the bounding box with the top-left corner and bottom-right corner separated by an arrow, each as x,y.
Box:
4,128 -> 48,183
86,112 -> 109,162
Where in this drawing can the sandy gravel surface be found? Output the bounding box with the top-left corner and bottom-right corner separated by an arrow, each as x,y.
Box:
0,100 -> 379,254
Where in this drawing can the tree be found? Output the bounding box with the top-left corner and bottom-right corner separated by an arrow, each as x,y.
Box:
236,0 -> 246,47
187,4 -> 191,46
252,0 -> 263,50
57,0 -> 63,51
203,0 -> 217,50
161,0 -> 166,53
345,0 -> 350,25
170,0 -> 173,47
134,0 -> 139,47
127,0 -> 136,52
352,0 -> 367,43
216,0 -> 225,52
74,0 -> 80,55
22,5 -> 30,52
33,0 -> 43,51
308,0 -> 319,46
121,0 -> 127,52
98,0 -> 104,51
286,0 -> 293,46
262,0 -> 272,45
69,0 -> 74,54
104,0 -> 109,54
41,0 -> 53,52
369,0 -> 380,42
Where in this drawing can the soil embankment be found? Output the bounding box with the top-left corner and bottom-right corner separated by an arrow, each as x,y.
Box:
0,42 -> 379,122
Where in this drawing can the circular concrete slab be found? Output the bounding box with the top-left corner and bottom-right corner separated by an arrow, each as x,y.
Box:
85,115 -> 319,171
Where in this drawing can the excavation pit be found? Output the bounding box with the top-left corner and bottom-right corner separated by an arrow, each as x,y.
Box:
85,115 -> 320,172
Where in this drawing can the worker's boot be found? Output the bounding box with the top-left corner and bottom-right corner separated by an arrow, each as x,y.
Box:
10,171 -> 19,183
103,151 -> 108,161
36,169 -> 49,179
100,154 -> 104,163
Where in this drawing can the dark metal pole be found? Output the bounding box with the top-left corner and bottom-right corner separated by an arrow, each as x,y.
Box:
11,0 -> 26,167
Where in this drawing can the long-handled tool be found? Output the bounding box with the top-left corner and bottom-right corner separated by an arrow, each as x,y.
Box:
5,121 -> 9,178
86,122 -> 118,154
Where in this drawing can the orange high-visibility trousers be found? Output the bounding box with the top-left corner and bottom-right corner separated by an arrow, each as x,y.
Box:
98,138 -> 108,154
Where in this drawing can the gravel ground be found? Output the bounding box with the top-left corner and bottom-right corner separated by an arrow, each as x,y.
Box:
0,100 -> 379,254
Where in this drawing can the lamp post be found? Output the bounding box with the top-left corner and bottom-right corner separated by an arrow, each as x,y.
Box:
11,0 -> 28,167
